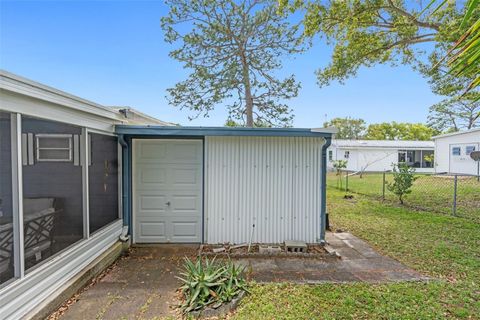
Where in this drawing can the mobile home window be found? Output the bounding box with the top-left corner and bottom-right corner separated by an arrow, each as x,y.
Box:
452,147 -> 461,156
328,150 -> 333,161
466,145 -> 476,155
344,151 -> 350,159
36,134 -> 72,162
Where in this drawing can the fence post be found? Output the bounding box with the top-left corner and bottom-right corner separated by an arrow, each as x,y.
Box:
452,175 -> 458,216
346,171 -> 349,192
382,171 -> 386,201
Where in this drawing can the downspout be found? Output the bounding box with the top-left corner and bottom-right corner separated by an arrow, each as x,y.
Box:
320,136 -> 332,244
119,134 -> 130,242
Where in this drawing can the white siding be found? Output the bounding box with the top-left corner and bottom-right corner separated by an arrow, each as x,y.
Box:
205,136 -> 324,244
434,130 -> 480,175
328,146 -> 435,173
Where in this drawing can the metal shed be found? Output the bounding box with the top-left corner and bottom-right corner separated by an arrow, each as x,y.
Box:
116,126 -> 333,244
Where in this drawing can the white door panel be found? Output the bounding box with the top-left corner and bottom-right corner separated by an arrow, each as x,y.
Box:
134,139 -> 203,243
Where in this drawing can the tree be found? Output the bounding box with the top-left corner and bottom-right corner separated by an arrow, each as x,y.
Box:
323,117 -> 366,139
161,0 -> 305,127
225,119 -> 271,127
428,95 -> 480,132
420,53 -> 480,131
279,1 -> 476,87
332,159 -> 348,190
279,1 -> 479,124
365,122 -> 438,140
426,0 -> 480,92
387,163 -> 417,204
332,159 -> 347,175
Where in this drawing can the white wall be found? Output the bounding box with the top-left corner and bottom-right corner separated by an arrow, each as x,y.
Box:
328,147 -> 435,173
328,147 -> 398,172
435,130 -> 480,175
205,136 -> 324,244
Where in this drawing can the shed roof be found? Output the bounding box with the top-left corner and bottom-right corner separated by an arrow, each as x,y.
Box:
331,139 -> 434,149
115,125 -> 334,137
432,128 -> 480,140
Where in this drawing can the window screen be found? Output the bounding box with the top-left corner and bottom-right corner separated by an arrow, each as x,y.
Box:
22,116 -> 83,271
88,133 -> 119,233
0,111 -> 14,286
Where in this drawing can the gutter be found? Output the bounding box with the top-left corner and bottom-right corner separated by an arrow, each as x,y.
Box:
118,134 -> 130,242
320,136 -> 332,244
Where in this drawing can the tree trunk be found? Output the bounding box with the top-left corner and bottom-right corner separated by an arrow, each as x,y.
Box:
240,51 -> 254,127
245,85 -> 254,127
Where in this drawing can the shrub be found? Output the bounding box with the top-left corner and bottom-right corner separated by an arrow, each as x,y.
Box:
333,160 -> 348,175
387,163 -> 417,204
177,256 -> 248,313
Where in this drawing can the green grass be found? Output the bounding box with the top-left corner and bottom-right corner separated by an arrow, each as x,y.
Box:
327,172 -> 480,223
232,187 -> 480,319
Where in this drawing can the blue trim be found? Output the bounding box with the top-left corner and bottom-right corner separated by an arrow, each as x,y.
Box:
201,138 -> 205,244
320,136 -> 332,243
116,125 -> 333,137
127,136 -> 133,234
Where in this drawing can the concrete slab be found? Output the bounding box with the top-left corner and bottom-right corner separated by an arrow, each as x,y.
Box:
333,232 -> 356,240
54,245 -> 198,320
248,232 -> 427,284
51,233 -> 427,319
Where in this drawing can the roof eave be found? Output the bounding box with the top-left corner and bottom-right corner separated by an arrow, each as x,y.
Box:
432,128 -> 480,139
115,125 -> 333,137
0,69 -> 122,121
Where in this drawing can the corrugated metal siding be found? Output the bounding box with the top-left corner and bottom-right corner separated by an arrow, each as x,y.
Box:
205,136 -> 324,244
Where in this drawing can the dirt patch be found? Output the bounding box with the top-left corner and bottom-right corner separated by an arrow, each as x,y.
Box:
199,243 -> 335,259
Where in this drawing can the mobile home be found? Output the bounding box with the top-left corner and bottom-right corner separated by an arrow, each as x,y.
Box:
327,139 -> 435,173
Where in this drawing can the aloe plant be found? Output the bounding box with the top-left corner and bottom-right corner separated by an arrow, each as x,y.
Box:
177,256 -> 248,313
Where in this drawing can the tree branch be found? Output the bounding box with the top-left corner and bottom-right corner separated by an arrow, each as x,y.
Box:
386,0 -> 441,31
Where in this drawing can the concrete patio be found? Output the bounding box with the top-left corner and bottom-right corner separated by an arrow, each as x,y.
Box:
240,232 -> 429,283
50,233 -> 428,319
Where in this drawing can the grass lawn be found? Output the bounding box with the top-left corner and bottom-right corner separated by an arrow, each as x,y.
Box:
327,172 -> 480,223
232,187 -> 480,319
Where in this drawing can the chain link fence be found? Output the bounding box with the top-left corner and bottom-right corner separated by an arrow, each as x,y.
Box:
327,170 -> 480,223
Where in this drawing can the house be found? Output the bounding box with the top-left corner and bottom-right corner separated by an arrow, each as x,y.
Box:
433,129 -> 480,175
327,139 -> 435,173
0,70 -> 334,319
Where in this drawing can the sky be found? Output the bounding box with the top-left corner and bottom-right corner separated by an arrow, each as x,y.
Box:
0,0 -> 442,127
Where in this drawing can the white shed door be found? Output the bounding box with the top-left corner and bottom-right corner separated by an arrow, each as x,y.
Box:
133,139 -> 203,243
449,143 -> 479,175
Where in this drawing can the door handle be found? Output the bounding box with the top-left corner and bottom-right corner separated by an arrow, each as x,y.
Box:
165,201 -> 171,206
